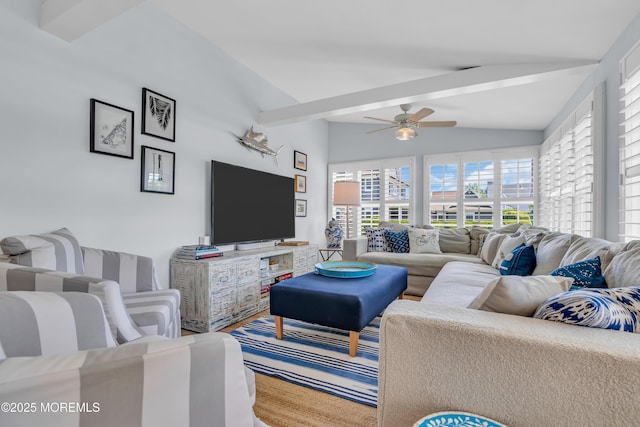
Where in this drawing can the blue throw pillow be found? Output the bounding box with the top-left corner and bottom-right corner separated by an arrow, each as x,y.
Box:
384,229 -> 409,253
550,257 -> 606,290
499,244 -> 536,276
534,290 -> 638,332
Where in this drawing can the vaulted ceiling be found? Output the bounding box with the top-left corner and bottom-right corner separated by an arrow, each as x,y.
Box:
42,0 -> 640,130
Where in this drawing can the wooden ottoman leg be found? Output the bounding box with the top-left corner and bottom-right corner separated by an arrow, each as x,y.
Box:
349,331 -> 359,357
275,315 -> 283,339
398,292 -> 404,299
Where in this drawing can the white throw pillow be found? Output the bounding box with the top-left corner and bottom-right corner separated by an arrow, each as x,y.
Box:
408,228 -> 442,254
492,234 -> 526,269
468,275 -> 574,317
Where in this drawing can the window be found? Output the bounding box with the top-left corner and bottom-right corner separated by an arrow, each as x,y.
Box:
538,88 -> 602,238
328,158 -> 414,236
620,42 -> 640,241
425,148 -> 536,229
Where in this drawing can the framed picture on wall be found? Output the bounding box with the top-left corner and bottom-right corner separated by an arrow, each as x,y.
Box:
142,88 -> 176,142
295,174 -> 306,193
295,199 -> 307,217
90,98 -> 134,159
294,150 -> 307,171
140,145 -> 175,194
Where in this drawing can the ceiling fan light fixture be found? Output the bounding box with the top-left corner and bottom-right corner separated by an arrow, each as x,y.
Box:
395,127 -> 416,140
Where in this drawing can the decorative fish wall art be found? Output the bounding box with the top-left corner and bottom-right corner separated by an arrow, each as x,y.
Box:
231,126 -> 283,165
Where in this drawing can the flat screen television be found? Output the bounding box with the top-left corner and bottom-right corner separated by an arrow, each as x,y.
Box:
211,160 -> 295,246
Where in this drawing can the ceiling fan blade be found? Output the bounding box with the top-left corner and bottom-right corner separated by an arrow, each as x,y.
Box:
364,116 -> 398,125
408,108 -> 434,122
416,121 -> 457,128
366,125 -> 398,134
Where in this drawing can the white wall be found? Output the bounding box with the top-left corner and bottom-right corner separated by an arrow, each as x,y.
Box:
0,0 -> 328,286
545,12 -> 640,241
328,122 -> 542,225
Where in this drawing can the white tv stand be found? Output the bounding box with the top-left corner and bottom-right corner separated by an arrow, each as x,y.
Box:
170,244 -> 318,332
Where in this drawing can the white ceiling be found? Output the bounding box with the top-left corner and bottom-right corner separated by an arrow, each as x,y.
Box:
151,0 -> 640,130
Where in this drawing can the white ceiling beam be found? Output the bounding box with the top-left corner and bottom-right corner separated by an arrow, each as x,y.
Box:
258,62 -> 598,126
40,0 -> 143,42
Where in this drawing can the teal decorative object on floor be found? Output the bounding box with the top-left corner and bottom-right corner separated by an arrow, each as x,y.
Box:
414,411 -> 507,427
231,315 -> 379,407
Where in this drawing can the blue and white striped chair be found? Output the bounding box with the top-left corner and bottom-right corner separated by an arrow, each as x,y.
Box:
0,228 -> 180,340
0,291 -> 260,427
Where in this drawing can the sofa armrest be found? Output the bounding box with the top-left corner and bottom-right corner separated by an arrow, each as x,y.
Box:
343,237 -> 368,260
378,300 -> 640,427
0,333 -> 262,427
81,247 -> 161,293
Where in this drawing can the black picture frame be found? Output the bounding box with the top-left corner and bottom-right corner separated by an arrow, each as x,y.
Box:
90,98 -> 134,159
295,174 -> 306,193
295,199 -> 307,217
294,150 -> 307,171
140,145 -> 175,194
141,88 -> 176,142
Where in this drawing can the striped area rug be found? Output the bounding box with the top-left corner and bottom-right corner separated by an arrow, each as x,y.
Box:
230,315 -> 380,407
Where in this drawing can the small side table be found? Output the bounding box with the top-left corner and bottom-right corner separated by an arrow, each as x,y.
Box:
318,248 -> 343,261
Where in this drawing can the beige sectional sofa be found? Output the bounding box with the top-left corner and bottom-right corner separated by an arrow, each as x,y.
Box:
374,227 -> 640,426
343,222 -> 495,296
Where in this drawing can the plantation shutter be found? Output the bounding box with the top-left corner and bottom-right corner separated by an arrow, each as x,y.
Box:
620,42 -> 640,241
428,162 -> 459,227
538,92 -> 596,237
329,158 -> 414,236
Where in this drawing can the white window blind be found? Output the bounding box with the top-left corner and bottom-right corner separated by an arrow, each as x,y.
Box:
329,158 -> 414,236
425,148 -> 536,229
538,93 -> 595,237
620,42 -> 640,241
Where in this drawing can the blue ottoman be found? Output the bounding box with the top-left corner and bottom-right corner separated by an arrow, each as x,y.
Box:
270,264 -> 407,356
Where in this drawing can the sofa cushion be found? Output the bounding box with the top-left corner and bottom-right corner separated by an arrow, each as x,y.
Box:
534,290 -> 638,332
479,232 -> 506,265
494,223 -> 523,234
438,228 -> 471,254
422,261 -> 501,307
469,226 -> 490,255
365,227 -> 390,253
499,244 -> 536,276
551,257 -> 607,290
560,236 -> 622,272
408,228 -> 442,254
469,275 -> 573,316
603,245 -> 640,288
384,229 -> 410,253
359,252 -> 484,283
532,232 -> 576,275
0,228 -> 85,275
492,234 -> 526,268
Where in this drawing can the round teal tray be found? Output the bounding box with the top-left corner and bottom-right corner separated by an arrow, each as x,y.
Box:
314,261 -> 377,278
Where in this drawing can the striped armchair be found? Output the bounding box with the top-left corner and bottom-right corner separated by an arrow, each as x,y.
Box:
0,291 -> 261,427
0,228 -> 180,340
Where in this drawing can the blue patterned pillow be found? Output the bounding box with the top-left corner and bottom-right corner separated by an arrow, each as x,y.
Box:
384,229 -> 409,253
551,257 -> 606,290
534,290 -> 638,332
587,286 -> 640,317
365,227 -> 390,252
499,244 -> 536,276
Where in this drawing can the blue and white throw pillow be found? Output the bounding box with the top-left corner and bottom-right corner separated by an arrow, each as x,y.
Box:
365,227 -> 390,253
499,244 -> 536,276
534,290 -> 638,333
384,229 -> 410,254
551,257 -> 606,290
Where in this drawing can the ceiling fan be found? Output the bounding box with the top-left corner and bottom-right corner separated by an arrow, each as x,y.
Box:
364,104 -> 457,140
